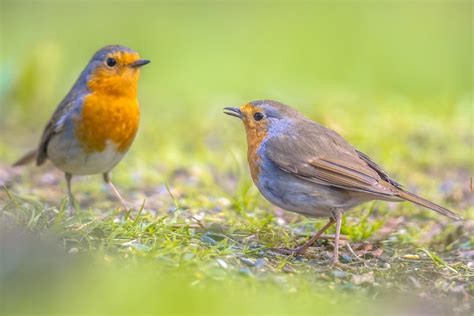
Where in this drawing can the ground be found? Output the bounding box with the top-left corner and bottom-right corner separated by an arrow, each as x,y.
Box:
1,126 -> 472,315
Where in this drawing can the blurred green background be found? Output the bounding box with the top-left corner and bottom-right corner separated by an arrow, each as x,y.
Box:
1,1 -> 472,166
0,1 -> 472,315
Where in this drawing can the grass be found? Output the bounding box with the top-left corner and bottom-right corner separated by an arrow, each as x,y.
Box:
1,141 -> 472,315
1,1 -> 473,315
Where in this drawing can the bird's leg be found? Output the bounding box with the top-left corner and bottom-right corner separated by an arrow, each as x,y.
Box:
103,172 -> 130,210
65,172 -> 76,215
270,218 -> 335,255
293,218 -> 336,254
331,208 -> 344,266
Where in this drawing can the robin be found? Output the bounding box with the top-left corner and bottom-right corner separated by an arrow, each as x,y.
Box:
224,100 -> 462,265
13,45 -> 150,213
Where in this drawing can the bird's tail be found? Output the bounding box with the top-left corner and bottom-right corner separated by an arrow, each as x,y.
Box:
398,189 -> 462,221
12,149 -> 37,167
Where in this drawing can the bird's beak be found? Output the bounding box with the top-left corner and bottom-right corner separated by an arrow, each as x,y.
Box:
223,107 -> 242,119
130,59 -> 151,68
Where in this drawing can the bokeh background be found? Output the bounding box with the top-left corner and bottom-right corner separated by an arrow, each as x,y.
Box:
1,1 -> 472,167
0,1 -> 472,315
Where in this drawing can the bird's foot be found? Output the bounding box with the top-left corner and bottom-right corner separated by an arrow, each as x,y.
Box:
330,258 -> 355,271
268,245 -> 309,256
68,204 -> 75,216
330,254 -> 340,267
69,200 -> 81,216
66,194 -> 78,216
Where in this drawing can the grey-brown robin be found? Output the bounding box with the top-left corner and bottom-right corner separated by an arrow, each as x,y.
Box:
224,100 -> 462,265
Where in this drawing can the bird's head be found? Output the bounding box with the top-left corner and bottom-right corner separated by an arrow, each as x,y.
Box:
224,100 -> 300,137
85,45 -> 150,96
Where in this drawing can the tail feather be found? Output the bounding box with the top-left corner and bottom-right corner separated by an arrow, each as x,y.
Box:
398,190 -> 462,221
12,149 -> 37,167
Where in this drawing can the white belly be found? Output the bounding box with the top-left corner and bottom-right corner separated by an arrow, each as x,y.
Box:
47,136 -> 126,175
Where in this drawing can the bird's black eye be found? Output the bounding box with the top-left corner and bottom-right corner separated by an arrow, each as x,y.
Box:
106,57 -> 117,67
254,112 -> 264,121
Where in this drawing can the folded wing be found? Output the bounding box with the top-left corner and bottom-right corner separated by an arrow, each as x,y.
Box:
264,121 -> 399,198
264,119 -> 461,220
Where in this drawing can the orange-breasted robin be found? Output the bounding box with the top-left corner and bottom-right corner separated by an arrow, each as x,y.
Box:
13,45 -> 150,213
224,100 -> 462,265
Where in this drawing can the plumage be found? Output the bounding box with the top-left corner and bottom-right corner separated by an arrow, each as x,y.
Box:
13,45 -> 150,213
224,99 -> 462,265
263,115 -> 460,220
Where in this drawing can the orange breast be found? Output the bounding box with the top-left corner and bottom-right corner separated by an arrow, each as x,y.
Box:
75,92 -> 140,153
246,128 -> 267,184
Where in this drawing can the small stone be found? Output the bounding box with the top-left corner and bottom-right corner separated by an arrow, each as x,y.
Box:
216,259 -> 228,270
351,272 -> 375,285
380,262 -> 391,270
340,254 -> 352,264
240,257 -> 256,266
238,267 -> 252,276
254,258 -> 266,268
332,270 -> 346,278
68,247 -> 79,255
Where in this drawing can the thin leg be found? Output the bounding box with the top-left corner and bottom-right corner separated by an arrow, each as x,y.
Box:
293,218 -> 336,254
65,172 -> 75,215
331,208 -> 343,265
103,172 -> 129,210
270,217 -> 335,255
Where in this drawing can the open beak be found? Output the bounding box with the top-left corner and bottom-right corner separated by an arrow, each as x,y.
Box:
130,59 -> 151,68
223,107 -> 242,119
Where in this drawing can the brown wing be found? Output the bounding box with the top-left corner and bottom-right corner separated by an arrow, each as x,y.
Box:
36,91 -> 82,165
264,119 -> 399,198
15,61 -> 90,166
36,119 -> 56,165
265,118 -> 462,220
356,149 -> 403,188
